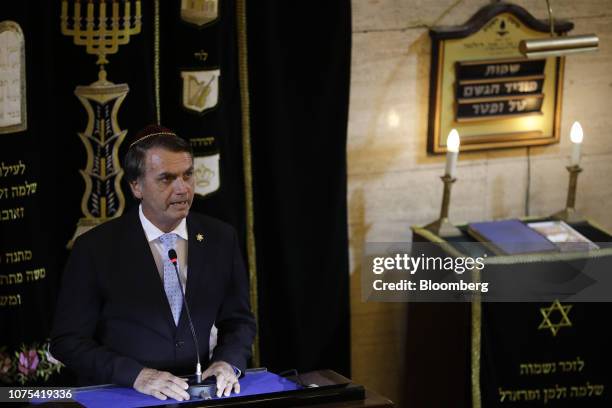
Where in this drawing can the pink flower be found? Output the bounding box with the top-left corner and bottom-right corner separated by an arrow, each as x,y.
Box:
18,350 -> 39,376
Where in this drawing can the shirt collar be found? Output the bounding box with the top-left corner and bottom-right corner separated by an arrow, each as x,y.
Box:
139,204 -> 188,242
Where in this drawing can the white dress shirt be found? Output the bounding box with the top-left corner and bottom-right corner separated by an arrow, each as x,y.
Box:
138,205 -> 221,362
138,205 -> 188,291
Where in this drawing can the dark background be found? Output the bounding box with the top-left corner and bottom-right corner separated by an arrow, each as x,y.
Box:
0,0 -> 351,384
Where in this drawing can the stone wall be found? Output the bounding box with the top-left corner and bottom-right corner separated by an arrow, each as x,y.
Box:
348,1 -> 612,406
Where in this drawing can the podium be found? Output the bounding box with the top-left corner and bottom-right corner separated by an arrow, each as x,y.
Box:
30,369 -> 393,407
410,218 -> 612,407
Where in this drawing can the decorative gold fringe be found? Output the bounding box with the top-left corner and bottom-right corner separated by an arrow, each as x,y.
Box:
154,0 -> 161,124
236,0 -> 260,367
471,296 -> 482,408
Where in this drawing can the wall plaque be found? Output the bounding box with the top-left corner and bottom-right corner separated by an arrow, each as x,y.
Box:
427,3 -> 573,153
0,21 -> 26,134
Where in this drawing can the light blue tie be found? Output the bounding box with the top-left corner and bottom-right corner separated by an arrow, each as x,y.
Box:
159,233 -> 183,325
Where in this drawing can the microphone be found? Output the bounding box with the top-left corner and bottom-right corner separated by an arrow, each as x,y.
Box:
167,249 -> 216,399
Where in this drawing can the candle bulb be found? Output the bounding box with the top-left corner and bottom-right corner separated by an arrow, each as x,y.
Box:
570,121 -> 583,166
445,129 -> 460,178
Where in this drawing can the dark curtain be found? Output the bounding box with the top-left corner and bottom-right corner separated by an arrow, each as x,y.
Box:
1,0 -> 352,385
157,0 -> 247,241
247,1 -> 352,376
0,0 -> 245,385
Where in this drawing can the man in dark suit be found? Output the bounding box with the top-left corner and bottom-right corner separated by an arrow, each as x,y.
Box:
51,125 -> 256,402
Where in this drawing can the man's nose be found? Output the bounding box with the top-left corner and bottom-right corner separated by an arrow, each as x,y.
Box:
172,177 -> 189,193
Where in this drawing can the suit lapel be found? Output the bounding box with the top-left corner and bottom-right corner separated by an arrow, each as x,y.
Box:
179,214 -> 212,331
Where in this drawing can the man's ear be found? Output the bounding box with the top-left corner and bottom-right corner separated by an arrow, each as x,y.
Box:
129,180 -> 143,200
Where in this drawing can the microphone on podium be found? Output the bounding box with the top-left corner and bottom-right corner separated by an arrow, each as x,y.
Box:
167,249 -> 216,399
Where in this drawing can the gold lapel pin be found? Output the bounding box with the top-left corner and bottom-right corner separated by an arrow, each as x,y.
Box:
196,233 -> 204,242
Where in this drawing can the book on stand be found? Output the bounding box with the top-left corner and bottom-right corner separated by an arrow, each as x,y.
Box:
467,219 -> 559,255
526,220 -> 599,252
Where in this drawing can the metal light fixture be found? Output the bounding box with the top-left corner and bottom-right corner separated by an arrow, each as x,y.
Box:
519,0 -> 599,58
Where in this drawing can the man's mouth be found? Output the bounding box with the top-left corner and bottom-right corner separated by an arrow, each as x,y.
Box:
170,200 -> 188,208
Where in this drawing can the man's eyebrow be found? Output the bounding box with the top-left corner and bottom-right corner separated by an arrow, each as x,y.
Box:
156,171 -> 178,179
156,167 -> 194,179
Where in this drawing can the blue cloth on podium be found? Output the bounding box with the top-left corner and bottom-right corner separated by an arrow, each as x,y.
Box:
31,371 -> 302,408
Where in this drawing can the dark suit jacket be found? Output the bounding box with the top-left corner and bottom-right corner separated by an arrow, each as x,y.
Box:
51,207 -> 256,387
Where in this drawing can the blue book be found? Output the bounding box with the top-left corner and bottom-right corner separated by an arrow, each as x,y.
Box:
467,219 -> 559,255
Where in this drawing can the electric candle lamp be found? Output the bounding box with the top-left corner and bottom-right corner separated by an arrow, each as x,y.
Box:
570,121 -> 583,166
445,129 -> 460,178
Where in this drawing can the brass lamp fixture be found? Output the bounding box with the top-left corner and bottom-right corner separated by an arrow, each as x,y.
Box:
423,175 -> 464,238
424,130 -> 463,238
519,0 -> 599,58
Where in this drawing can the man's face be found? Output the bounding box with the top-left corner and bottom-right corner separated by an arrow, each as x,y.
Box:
129,147 -> 195,232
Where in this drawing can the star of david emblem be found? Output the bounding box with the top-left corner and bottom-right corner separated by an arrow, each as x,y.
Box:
196,233 -> 204,242
538,300 -> 572,336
